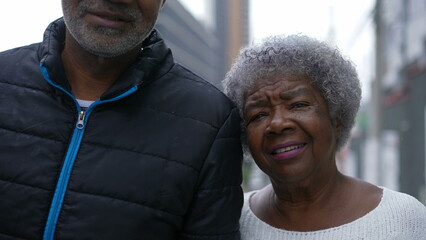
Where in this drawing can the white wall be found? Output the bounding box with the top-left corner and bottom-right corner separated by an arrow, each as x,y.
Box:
0,1 -> 62,52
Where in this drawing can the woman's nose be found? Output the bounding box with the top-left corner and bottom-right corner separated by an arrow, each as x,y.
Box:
266,109 -> 294,135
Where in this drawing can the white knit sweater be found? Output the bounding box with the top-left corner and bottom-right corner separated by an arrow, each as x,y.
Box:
240,187 -> 426,240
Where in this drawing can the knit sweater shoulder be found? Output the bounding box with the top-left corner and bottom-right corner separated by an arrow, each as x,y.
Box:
240,187 -> 426,240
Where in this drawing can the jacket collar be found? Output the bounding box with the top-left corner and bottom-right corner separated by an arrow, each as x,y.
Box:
39,18 -> 174,100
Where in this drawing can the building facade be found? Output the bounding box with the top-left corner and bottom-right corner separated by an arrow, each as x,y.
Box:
361,0 -> 426,203
155,0 -> 250,88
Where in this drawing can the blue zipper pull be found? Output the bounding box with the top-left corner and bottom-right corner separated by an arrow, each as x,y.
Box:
76,110 -> 85,129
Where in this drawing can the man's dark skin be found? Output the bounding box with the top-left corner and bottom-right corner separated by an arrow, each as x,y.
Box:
61,0 -> 166,101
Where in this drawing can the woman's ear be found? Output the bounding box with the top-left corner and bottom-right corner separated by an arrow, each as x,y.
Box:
335,119 -> 343,138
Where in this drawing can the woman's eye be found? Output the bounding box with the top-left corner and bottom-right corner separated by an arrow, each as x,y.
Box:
249,112 -> 268,122
291,102 -> 309,109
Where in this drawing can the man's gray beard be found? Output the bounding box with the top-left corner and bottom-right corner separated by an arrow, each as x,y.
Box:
62,0 -> 154,58
67,23 -> 154,58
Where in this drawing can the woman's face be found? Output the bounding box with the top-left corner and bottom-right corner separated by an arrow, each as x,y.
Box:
243,74 -> 339,184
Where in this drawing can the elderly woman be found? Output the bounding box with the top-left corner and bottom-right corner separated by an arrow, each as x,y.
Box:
223,35 -> 426,239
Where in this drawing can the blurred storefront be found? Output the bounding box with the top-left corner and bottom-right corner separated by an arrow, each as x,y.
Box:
352,0 -> 426,203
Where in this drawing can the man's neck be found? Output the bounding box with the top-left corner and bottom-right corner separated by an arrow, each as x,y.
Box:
61,31 -> 141,101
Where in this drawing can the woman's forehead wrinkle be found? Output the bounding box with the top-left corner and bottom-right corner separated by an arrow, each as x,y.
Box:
279,87 -> 311,100
244,85 -> 314,113
244,97 -> 269,113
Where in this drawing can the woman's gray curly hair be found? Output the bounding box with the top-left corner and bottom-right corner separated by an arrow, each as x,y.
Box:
222,34 -> 361,151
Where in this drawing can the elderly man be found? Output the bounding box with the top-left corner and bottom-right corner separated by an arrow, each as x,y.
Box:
0,0 -> 243,239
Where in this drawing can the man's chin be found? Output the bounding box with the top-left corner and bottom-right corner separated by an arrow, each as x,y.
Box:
80,43 -> 131,58
72,32 -> 137,58
66,22 -> 151,58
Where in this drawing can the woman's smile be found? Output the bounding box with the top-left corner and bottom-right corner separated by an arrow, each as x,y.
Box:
269,142 -> 307,160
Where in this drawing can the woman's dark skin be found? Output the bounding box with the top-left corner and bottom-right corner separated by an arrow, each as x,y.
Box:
244,74 -> 382,231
